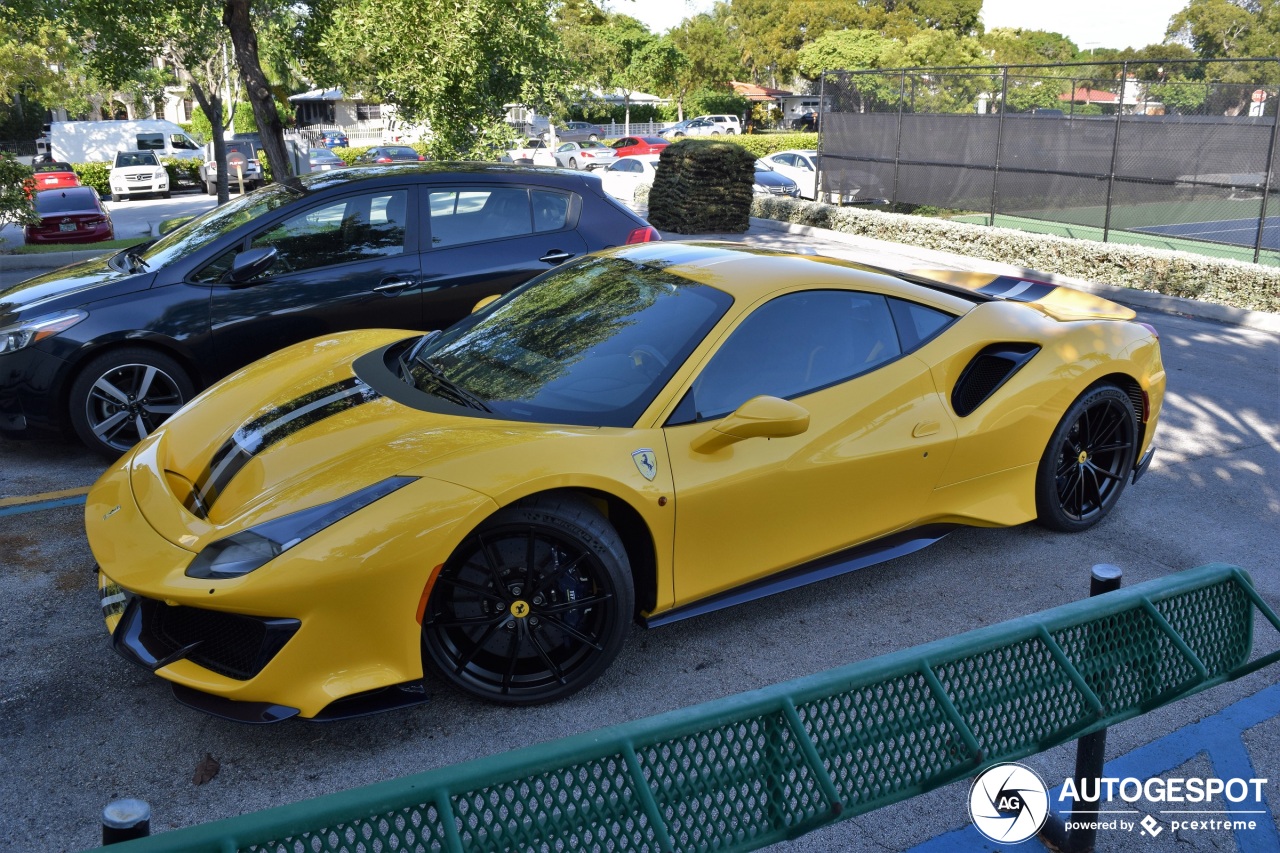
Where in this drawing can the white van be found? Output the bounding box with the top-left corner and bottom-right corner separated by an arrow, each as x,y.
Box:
36,120 -> 203,164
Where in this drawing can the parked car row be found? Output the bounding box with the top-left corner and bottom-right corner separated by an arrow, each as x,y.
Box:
598,153 -> 800,204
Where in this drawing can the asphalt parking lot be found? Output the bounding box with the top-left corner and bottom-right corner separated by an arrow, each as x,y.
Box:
1,223 -> 1277,852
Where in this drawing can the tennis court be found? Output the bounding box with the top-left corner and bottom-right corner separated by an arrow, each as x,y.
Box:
1134,215 -> 1280,251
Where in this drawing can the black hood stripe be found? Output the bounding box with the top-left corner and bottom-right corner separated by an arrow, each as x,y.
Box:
185,378 -> 382,518
978,277 -> 1057,302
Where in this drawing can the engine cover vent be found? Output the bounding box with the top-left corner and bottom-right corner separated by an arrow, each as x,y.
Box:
952,343 -> 1041,417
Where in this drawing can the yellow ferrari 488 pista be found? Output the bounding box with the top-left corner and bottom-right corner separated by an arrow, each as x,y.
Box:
87,242 -> 1164,721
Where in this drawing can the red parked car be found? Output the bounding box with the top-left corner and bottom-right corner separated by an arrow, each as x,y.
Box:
25,161 -> 80,196
25,186 -> 114,244
609,136 -> 668,157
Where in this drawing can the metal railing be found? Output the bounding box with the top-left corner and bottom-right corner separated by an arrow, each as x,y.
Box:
93,563 -> 1280,853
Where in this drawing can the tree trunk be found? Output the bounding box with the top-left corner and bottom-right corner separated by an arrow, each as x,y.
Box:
189,79 -> 227,204
222,0 -> 298,188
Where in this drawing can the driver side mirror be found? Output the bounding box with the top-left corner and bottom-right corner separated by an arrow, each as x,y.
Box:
226,246 -> 278,286
691,395 -> 810,453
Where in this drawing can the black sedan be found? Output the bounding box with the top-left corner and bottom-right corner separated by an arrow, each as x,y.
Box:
0,163 -> 659,456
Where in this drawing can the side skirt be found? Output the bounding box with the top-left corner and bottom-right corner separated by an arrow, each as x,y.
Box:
642,523 -> 960,628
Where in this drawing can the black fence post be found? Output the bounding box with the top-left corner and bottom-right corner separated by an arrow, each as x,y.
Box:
1253,69 -> 1280,264
892,69 -> 907,207
102,799 -> 151,845
1101,62 -> 1128,243
990,66 -> 1010,227
1039,564 -> 1123,853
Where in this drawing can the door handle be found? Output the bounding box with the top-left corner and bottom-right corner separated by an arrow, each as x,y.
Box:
912,420 -> 940,438
374,279 -> 415,295
539,250 -> 574,264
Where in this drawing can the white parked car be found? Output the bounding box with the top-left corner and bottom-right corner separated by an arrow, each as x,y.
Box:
600,155 -> 662,203
757,149 -> 885,203
108,150 -> 169,202
692,114 -> 742,135
552,140 -> 617,170
502,138 -> 556,166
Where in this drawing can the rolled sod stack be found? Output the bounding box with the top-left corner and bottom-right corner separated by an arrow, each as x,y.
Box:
647,139 -> 756,234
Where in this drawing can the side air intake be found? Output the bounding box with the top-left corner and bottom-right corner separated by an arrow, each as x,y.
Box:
951,343 -> 1041,417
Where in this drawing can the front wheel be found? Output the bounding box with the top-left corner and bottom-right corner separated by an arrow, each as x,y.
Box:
68,347 -> 195,458
423,495 -> 634,705
588,133 -> 599,142
1035,384 -> 1138,532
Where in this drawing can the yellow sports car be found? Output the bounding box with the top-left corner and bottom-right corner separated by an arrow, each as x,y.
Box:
87,243 -> 1164,722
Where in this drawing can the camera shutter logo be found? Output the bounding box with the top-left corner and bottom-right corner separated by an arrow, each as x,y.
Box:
968,762 -> 1050,844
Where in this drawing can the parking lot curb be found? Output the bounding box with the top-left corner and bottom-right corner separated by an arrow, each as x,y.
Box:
748,218 -> 1280,335
0,249 -> 112,272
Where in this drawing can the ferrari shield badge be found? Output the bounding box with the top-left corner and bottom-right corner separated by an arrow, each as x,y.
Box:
632,448 -> 658,481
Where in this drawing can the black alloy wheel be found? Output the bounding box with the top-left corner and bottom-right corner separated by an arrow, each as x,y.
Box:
68,347 -> 195,458
1035,384 -> 1138,532
423,496 -> 633,705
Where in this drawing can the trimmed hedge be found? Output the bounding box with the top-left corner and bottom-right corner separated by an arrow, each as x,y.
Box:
752,197 -> 1280,314
648,140 -> 755,234
72,162 -> 110,196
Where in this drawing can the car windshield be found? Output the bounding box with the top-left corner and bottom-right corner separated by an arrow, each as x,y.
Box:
388,147 -> 417,157
134,182 -> 301,269
406,254 -> 733,427
115,152 -> 158,168
34,162 -> 74,173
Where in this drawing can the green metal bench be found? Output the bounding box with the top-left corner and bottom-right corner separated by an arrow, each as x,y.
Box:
96,563 -> 1280,853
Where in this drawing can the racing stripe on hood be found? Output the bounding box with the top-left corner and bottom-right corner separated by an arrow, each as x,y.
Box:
978,276 -> 1058,302
185,378 -> 382,518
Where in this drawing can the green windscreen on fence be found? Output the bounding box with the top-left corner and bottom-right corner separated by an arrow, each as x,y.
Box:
99,564 -> 1280,853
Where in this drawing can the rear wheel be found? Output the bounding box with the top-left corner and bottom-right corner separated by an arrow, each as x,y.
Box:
1035,384 -> 1138,532
568,157 -> 578,170
68,348 -> 195,458
423,495 -> 633,705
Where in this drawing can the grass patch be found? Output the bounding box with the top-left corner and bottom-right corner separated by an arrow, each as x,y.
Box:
9,236 -> 148,255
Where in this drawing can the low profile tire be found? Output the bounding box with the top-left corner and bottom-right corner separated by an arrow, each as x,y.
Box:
423,494 -> 634,705
110,192 -> 121,203
68,347 -> 195,459
162,191 -> 171,199
568,157 -> 579,170
1035,384 -> 1138,532
588,133 -> 599,142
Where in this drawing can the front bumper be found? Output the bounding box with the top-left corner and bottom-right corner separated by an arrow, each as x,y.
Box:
0,346 -> 73,438
87,445 -> 496,720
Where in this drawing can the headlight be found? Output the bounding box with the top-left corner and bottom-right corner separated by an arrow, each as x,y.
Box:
154,170 -> 167,180
185,476 -> 417,579
0,310 -> 88,355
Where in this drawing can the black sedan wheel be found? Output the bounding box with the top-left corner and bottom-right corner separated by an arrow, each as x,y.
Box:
69,348 -> 195,458
1035,384 -> 1137,532
423,495 -> 633,705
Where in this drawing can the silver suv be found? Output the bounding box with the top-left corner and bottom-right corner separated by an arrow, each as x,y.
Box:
693,114 -> 742,135
200,139 -> 264,194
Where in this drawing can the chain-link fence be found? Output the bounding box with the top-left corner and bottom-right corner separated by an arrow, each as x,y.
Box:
821,58 -> 1280,266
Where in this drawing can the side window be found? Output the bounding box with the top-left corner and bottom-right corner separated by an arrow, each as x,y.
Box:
772,153 -> 794,168
429,187 -> 532,246
532,190 -> 570,233
557,143 -> 574,153
887,297 -> 956,349
171,134 -> 199,151
678,291 -> 904,423
135,133 -> 165,151
193,189 -> 408,282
